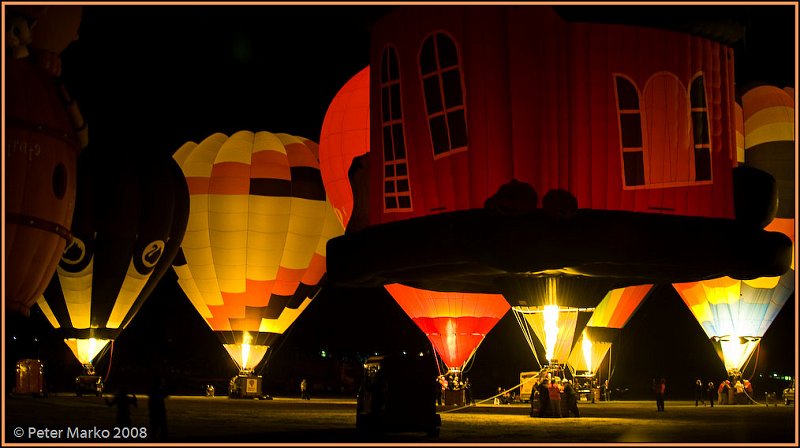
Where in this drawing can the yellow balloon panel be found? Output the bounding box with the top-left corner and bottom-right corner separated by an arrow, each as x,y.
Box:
254,132 -> 290,155
524,309 -> 579,364
65,338 -> 111,366
106,260 -> 150,329
173,264 -> 214,319
744,123 -> 795,150
57,260 -> 94,329
259,298 -> 311,335
568,331 -> 612,373
36,296 -> 61,329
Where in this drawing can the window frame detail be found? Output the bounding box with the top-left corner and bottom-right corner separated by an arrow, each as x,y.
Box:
418,31 -> 469,159
690,73 -> 712,182
380,45 -> 413,212
614,74 -> 647,187
614,72 -> 714,190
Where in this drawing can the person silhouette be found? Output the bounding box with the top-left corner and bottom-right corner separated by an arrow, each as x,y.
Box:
148,377 -> 169,440
106,386 -> 138,427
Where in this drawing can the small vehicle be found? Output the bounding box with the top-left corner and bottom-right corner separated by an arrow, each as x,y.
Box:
75,375 -> 104,397
356,354 -> 441,437
573,372 -> 598,403
783,379 -> 795,406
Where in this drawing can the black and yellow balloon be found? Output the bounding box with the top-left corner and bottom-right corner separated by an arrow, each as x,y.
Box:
38,147 -> 189,370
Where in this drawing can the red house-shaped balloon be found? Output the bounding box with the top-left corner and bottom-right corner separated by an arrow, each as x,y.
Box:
365,6 -> 737,225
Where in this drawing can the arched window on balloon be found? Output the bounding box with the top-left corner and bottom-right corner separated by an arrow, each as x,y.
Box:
419,32 -> 468,159
381,45 -> 412,211
690,74 -> 711,181
614,75 -> 645,187
616,72 -> 712,189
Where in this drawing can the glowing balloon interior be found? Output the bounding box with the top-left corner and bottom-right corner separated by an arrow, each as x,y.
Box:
673,274 -> 794,373
385,283 -> 510,372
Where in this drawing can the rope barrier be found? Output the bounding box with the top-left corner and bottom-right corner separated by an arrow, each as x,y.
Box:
437,376 -> 537,414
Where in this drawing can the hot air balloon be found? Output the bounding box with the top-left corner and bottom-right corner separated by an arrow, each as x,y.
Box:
741,84 -> 795,264
384,284 -> 509,375
6,5 -> 88,317
510,275 -> 635,371
37,147 -> 189,379
513,305 -> 584,370
565,284 -> 653,399
327,5 -> 791,304
319,66 -> 370,230
673,274 -> 794,377
171,131 -> 343,397
673,83 -> 795,379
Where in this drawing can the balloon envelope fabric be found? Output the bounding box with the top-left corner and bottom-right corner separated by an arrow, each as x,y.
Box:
385,283 -> 510,371
37,147 -> 189,367
319,66 -> 370,229
567,284 -> 653,373
673,274 -> 794,373
172,131 -> 343,371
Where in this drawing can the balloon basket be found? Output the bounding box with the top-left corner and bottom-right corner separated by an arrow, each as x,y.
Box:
228,374 -> 263,399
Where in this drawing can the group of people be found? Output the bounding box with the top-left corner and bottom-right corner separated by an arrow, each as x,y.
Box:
693,377 -> 753,407
436,373 -> 473,406
529,375 -> 580,418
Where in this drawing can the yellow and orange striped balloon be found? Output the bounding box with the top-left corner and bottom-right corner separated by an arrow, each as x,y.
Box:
172,131 -> 343,371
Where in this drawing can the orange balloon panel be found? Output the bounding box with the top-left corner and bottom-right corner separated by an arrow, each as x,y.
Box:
319,66 -> 370,228
586,284 -> 653,329
385,283 -> 509,369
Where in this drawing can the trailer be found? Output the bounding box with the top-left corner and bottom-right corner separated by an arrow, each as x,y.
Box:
14,359 -> 46,397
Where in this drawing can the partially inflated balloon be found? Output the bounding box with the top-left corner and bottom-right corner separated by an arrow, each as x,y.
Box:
319,66 -> 370,228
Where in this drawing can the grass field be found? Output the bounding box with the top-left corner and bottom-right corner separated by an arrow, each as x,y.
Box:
3,394 -> 797,444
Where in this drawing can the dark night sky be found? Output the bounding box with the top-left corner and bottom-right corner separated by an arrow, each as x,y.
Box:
5,3 -> 797,400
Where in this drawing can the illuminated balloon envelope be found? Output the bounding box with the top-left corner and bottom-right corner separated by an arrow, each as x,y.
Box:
513,305 -> 582,367
384,284 -> 510,372
172,131 -> 343,373
673,274 -> 794,375
567,284 -> 653,374
319,66 -> 370,229
37,148 -> 189,371
510,276 -> 622,367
